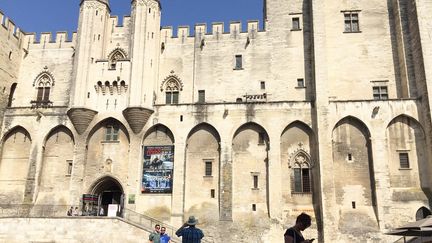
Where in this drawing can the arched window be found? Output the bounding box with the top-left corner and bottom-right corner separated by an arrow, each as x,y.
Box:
32,68 -> 54,108
36,74 -> 52,102
165,78 -> 180,104
108,49 -> 127,70
292,153 -> 311,193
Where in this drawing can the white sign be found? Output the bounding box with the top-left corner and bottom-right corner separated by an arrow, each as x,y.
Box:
108,204 -> 118,217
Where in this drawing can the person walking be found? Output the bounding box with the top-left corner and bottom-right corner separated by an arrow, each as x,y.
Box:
175,216 -> 204,243
284,213 -> 314,243
149,224 -> 161,243
160,227 -> 172,243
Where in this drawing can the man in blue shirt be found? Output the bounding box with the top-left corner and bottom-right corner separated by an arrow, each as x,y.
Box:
160,227 -> 172,243
175,216 -> 204,243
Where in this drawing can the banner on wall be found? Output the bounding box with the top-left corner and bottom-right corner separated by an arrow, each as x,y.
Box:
142,145 -> 174,193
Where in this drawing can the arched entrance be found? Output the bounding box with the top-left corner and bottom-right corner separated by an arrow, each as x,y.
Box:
88,176 -> 124,217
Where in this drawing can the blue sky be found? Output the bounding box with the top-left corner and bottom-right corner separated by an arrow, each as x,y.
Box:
0,0 -> 263,35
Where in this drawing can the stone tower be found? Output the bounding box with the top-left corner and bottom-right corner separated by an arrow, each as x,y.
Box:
123,0 -> 161,134
68,0 -> 111,134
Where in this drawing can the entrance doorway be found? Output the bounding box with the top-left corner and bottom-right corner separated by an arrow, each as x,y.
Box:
89,176 -> 124,217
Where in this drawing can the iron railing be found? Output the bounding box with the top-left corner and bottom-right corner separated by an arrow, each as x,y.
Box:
122,208 -> 180,241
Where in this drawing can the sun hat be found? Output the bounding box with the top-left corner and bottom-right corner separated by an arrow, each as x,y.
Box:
187,216 -> 198,225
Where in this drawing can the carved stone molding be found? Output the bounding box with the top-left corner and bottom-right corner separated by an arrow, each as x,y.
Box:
123,107 -> 154,134
67,108 -> 98,134
132,0 -> 160,9
33,66 -> 55,87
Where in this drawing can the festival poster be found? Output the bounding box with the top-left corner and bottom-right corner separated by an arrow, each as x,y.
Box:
142,145 -> 174,193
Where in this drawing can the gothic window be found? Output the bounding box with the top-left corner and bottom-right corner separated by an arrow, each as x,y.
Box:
35,75 -> 52,102
108,49 -> 127,70
165,78 -> 181,104
292,153 -> 312,193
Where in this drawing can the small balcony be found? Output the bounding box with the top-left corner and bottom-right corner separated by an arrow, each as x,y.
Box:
30,100 -> 53,109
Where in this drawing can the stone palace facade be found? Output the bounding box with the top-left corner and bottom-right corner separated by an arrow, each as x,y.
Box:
1,0 -> 432,242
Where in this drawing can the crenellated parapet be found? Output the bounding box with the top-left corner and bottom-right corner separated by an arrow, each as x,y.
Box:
23,32 -> 77,50
0,10 -> 25,46
160,20 -> 261,42
108,15 -> 131,28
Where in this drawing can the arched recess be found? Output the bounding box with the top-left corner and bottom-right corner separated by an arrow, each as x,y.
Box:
184,123 -> 221,220
332,116 -> 379,232
232,122 -> 269,220
386,115 -> 427,189
85,118 -> 130,189
416,206 -> 431,220
142,124 -> 175,191
37,126 -> 75,205
88,175 -> 124,216
280,121 -> 315,211
0,126 -> 32,203
7,83 -> 17,107
108,48 -> 127,70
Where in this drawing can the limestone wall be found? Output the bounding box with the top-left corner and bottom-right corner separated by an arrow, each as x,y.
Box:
0,217 -> 153,243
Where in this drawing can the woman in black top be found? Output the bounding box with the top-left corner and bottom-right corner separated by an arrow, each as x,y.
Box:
284,213 -> 314,243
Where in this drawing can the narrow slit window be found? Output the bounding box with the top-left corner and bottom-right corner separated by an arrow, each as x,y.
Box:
235,55 -> 243,69
67,160 -> 73,175
205,161 -> 212,176
253,175 -> 259,189
198,90 -> 205,103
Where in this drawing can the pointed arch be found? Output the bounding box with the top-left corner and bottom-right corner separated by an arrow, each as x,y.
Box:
1,125 -> 32,144
87,117 -> 130,144
43,125 -> 75,146
160,75 -> 184,92
33,67 -> 55,87
282,120 -> 313,137
0,125 -> 32,203
108,48 -> 127,69
184,122 -> 221,218
386,114 -> 425,136
143,124 -> 175,145
333,116 -> 371,138
233,122 -> 269,143
232,122 -> 269,219
187,122 -> 221,143
332,115 -> 379,230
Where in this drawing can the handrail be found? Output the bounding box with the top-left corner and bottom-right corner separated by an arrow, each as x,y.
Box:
122,208 -> 180,241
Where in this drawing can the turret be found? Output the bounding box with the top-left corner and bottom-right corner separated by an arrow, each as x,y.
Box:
68,0 -> 111,134
123,0 -> 161,134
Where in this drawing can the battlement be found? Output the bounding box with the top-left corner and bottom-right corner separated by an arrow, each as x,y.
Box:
161,20 -> 261,39
0,10 -> 25,42
23,31 -> 77,49
109,15 -> 131,28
